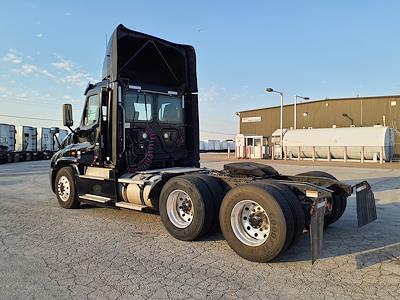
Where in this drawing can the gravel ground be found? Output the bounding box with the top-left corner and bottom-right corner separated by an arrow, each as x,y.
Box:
0,159 -> 399,299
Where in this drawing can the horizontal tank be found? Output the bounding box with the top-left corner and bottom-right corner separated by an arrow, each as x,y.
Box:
0,123 -> 16,151
283,126 -> 395,161
16,126 -> 37,152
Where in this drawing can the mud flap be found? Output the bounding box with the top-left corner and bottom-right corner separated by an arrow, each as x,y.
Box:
310,199 -> 326,264
355,181 -> 377,227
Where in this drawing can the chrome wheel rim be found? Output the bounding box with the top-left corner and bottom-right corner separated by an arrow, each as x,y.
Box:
231,200 -> 270,246
57,176 -> 71,202
166,189 -> 194,228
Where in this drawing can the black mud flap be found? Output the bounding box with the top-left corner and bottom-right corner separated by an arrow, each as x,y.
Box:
355,181 -> 377,227
310,199 -> 326,264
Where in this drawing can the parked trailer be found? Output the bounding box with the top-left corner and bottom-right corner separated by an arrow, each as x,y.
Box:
54,129 -> 68,150
50,25 -> 376,263
0,123 -> 15,163
37,127 -> 54,159
15,126 -> 38,161
283,126 -> 395,161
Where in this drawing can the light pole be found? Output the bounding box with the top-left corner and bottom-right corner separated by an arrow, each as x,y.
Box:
294,95 -> 309,129
266,88 -> 284,158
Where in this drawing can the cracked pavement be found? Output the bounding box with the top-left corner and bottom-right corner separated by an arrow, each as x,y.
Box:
0,158 -> 399,299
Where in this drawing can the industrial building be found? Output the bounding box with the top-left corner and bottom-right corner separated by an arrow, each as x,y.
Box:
238,95 -> 400,158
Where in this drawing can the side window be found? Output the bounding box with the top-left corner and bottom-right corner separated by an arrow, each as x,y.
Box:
83,95 -> 99,126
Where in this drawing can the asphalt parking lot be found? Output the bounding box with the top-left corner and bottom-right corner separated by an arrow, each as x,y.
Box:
0,158 -> 399,299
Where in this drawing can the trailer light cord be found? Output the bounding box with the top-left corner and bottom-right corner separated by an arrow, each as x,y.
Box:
127,126 -> 156,172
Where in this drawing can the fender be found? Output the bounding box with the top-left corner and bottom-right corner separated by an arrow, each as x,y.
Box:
49,154 -> 80,193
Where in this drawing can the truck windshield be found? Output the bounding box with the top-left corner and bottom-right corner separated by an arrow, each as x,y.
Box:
123,92 -> 153,122
158,95 -> 183,123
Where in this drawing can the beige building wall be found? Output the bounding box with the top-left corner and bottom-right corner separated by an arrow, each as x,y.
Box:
239,95 -> 400,157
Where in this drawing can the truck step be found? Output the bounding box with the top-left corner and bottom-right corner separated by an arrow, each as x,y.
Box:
117,178 -> 149,185
78,175 -> 106,181
115,202 -> 147,211
79,194 -> 111,203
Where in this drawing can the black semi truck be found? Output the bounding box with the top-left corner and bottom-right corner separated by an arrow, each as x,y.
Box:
50,25 -> 376,263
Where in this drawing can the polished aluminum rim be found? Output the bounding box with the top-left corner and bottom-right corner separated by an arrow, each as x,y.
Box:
166,189 -> 194,228
57,176 -> 70,202
231,200 -> 270,246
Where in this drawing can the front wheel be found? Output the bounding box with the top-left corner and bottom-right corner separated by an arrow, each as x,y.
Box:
55,166 -> 80,209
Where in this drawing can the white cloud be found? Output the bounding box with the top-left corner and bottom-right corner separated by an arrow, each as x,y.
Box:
13,63 -> 56,79
52,55 -> 98,87
52,57 -> 73,72
3,51 -> 22,64
198,86 -> 226,103
64,12 -> 71,16
61,72 -> 93,88
35,33 -> 43,38
18,64 -> 38,74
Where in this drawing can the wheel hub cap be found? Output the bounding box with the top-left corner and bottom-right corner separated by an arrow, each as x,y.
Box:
231,200 -> 270,246
57,176 -> 70,202
166,189 -> 194,228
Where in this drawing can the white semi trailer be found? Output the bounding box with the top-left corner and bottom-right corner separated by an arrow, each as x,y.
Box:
37,127 -> 55,159
15,126 -> 37,161
0,123 -> 15,163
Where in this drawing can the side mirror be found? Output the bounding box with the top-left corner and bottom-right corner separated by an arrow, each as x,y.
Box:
63,104 -> 74,127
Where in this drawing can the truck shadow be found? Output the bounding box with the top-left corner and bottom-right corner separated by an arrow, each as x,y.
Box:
276,200 -> 400,268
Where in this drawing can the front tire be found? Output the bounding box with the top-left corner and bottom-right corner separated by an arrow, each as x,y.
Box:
55,166 -> 79,209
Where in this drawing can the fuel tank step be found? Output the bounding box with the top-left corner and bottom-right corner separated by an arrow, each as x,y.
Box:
115,202 -> 147,211
79,194 -> 111,203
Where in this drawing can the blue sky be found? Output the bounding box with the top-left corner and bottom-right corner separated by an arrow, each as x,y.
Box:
1,1 -> 399,139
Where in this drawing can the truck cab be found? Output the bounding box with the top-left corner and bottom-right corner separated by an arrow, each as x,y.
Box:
50,24 -> 376,264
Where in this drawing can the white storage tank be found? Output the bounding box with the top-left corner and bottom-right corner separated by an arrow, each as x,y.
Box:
0,123 -> 16,151
16,126 -> 37,152
283,126 -> 395,161
37,128 -> 53,151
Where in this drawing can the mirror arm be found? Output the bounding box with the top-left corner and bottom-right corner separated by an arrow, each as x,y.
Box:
67,125 -> 75,133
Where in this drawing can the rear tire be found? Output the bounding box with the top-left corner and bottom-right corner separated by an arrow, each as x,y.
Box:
219,183 -> 294,262
191,174 -> 225,232
262,182 -> 305,249
159,175 -> 214,241
55,166 -> 80,209
296,171 -> 347,226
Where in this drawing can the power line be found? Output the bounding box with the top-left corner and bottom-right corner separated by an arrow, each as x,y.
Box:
200,130 -> 236,135
0,114 -> 62,122
0,114 -> 236,135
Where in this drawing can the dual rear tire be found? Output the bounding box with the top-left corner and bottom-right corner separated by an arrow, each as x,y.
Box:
296,171 -> 348,226
219,182 -> 305,262
159,174 -> 224,241
159,176 -> 306,262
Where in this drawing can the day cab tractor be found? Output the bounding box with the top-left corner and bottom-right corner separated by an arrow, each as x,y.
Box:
50,25 -> 377,263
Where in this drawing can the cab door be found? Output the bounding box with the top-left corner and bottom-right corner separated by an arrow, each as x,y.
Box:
75,93 -> 101,165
